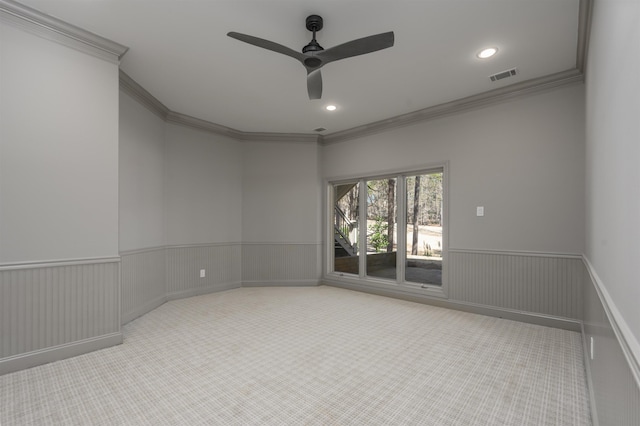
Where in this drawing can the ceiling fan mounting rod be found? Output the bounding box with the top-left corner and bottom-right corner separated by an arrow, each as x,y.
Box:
303,15 -> 324,54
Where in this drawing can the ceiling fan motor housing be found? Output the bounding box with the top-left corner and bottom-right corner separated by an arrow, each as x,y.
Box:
305,15 -> 323,32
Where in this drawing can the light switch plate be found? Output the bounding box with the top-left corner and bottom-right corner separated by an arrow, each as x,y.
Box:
200,269 -> 206,278
476,206 -> 484,216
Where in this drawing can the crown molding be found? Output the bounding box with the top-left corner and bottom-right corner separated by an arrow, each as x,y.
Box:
235,132 -> 321,144
321,68 -> 584,145
120,70 -> 320,143
121,68 -> 582,146
0,0 -> 128,64
119,70 -> 170,120
118,0 -> 590,146
166,111 -> 243,140
317,0 -> 593,145
166,111 -> 320,143
6,0 -> 589,145
576,0 -> 593,73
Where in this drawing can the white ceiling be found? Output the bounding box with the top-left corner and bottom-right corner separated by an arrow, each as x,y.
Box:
16,0 -> 581,136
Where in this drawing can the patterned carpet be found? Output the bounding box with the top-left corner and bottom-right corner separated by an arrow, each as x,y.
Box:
0,286 -> 591,425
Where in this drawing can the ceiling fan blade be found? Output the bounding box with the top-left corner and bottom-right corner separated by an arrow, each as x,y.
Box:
307,68 -> 323,100
317,31 -> 394,65
227,32 -> 305,63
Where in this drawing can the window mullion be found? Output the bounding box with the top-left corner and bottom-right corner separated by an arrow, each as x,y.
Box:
358,178 -> 367,278
396,175 -> 406,284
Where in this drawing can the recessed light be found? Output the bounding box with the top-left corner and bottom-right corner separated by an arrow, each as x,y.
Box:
325,105 -> 337,111
477,47 -> 498,59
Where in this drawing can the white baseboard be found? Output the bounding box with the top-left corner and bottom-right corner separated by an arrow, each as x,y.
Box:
0,332 -> 123,376
165,282 -> 241,301
323,278 -> 581,332
580,322 -> 600,426
241,280 -> 321,288
122,295 -> 167,325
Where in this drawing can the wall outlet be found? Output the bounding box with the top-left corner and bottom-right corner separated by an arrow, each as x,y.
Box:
590,336 -> 594,360
200,269 -> 206,278
476,206 -> 484,216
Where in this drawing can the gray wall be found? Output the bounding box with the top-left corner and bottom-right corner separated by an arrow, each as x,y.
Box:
242,139 -> 322,286
585,0 -> 640,353
322,85 -> 586,324
119,101 -> 246,322
0,22 -> 119,263
0,18 -> 121,374
322,85 -> 585,255
165,123 -> 242,246
584,0 -> 640,424
164,123 -> 243,298
119,91 -> 167,323
119,100 -> 324,320
119,91 -> 166,252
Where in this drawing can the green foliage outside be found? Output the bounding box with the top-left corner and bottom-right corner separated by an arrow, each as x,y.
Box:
368,217 -> 389,253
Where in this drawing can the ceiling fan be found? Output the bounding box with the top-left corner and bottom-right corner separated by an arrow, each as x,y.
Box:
227,15 -> 394,100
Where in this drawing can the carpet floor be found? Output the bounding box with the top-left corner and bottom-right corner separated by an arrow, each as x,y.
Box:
1,286 -> 591,425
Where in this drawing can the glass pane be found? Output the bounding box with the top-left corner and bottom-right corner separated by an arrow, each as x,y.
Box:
405,172 -> 443,286
366,178 -> 397,280
333,182 -> 360,274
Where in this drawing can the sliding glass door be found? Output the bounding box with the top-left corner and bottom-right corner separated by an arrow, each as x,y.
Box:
366,178 -> 397,280
404,171 -> 443,286
329,167 -> 445,289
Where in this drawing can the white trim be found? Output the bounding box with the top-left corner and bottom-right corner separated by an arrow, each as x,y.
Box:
577,0 -> 593,73
120,70 -> 321,144
119,70 -> 583,147
449,248 -> 583,259
166,242 -> 242,250
168,109 -> 320,143
241,280 -> 320,288
327,162 -> 447,185
326,164 -> 449,294
166,111 -> 244,140
122,295 -> 166,326
119,70 -> 169,120
323,279 -> 581,332
236,132 -> 320,144
0,0 -> 128,63
122,242 -> 321,254
327,273 -> 447,300
241,241 -> 322,246
581,322 -> 601,426
0,256 -> 120,271
582,255 -> 640,390
119,246 -> 167,256
321,69 -> 584,145
0,332 -> 123,376
165,282 -> 241,301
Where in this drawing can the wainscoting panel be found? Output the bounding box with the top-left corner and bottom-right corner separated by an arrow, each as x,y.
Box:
448,250 -> 583,320
583,258 -> 640,426
242,243 -> 321,286
121,248 -> 166,324
0,259 -> 120,374
166,244 -> 241,299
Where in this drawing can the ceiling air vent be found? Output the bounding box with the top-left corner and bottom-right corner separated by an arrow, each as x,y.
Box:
489,68 -> 517,82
